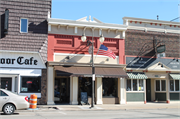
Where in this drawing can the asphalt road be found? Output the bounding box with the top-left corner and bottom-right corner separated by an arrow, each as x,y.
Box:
0,108 -> 180,119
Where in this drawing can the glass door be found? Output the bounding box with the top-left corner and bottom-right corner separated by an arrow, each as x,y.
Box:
0,77 -> 12,91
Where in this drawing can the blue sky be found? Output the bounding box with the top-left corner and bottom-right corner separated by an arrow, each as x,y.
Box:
52,0 -> 180,24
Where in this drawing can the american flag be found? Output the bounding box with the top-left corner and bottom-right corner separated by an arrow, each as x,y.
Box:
97,44 -> 116,59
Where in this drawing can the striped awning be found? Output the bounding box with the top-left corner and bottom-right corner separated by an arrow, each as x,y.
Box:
169,74 -> 180,80
127,72 -> 148,79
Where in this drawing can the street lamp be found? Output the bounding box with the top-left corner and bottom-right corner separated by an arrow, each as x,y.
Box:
81,28 -> 105,108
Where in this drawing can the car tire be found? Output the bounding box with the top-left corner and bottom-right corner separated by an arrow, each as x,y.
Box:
3,104 -> 15,115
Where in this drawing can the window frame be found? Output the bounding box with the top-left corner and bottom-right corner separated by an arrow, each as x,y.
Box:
155,79 -> 166,92
20,76 -> 41,93
20,18 -> 28,33
169,80 -> 180,92
126,79 -> 145,92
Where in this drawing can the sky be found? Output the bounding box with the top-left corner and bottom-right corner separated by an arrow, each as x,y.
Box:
52,0 -> 180,24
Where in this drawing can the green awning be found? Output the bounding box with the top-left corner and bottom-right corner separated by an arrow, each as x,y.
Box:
169,74 -> 180,80
127,72 -> 148,79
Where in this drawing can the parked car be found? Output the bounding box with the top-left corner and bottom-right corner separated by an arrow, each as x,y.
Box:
0,88 -> 29,115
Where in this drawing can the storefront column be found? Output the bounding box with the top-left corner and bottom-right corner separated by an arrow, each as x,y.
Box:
96,77 -> 103,104
119,78 -> 126,104
70,76 -> 78,105
47,67 -> 55,105
144,79 -> 146,104
166,78 -> 170,103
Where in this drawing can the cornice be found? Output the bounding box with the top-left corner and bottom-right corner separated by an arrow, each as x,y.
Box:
123,17 -> 180,26
48,18 -> 127,31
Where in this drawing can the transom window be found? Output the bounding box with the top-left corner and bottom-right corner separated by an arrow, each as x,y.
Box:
126,79 -> 144,91
155,80 -> 166,91
20,18 -> 28,33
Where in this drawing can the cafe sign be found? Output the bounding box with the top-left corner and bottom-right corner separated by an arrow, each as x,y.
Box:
0,51 -> 46,68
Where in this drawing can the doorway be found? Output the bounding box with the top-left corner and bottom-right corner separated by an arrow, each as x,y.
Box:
0,77 -> 12,91
146,79 -> 151,102
54,77 -> 70,104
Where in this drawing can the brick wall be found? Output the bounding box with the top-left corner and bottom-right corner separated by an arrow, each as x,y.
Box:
0,0 -> 51,62
37,69 -> 47,105
125,29 -> 180,58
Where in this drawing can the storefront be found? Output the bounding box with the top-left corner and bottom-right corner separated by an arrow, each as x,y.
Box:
47,62 -> 127,105
0,50 -> 46,98
125,56 -> 180,103
47,16 -> 128,105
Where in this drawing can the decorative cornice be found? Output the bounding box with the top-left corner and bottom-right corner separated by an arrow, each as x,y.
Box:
48,18 -> 127,31
123,17 -> 180,26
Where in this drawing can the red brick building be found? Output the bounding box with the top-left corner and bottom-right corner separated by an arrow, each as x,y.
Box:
123,17 -> 180,103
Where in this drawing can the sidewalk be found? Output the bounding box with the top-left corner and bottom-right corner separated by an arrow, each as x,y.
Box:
23,102 -> 180,112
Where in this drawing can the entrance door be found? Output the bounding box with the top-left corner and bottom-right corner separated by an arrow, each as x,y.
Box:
54,77 -> 70,104
146,79 -> 151,102
0,78 -> 12,91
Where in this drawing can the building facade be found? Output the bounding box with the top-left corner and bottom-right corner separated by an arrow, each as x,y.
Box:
123,17 -> 180,103
0,0 -> 51,104
47,16 -> 128,105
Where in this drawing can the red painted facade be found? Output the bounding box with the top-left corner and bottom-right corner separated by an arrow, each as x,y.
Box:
48,34 -> 125,64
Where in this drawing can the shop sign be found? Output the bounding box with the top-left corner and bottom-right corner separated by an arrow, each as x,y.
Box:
156,45 -> 165,53
0,51 -> 46,68
0,57 -> 38,65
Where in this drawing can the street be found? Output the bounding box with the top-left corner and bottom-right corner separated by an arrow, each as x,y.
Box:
0,108 -> 180,119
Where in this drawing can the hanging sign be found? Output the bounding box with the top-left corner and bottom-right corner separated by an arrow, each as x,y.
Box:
156,45 -> 166,53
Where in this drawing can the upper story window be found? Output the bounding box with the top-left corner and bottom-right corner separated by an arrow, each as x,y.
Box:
20,18 -> 28,33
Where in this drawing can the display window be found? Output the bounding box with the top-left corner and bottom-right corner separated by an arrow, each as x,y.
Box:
102,78 -> 118,97
126,79 -> 144,91
20,76 -> 41,93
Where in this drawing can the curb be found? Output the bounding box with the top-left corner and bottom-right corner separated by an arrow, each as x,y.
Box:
15,106 -> 179,112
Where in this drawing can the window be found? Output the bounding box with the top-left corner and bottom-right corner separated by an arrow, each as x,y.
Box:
20,76 -> 41,93
170,80 -> 174,91
155,80 -> 166,91
175,80 -> 179,91
139,80 -> 144,91
161,80 -> 166,91
156,80 -> 160,91
103,78 -> 118,97
133,80 -> 137,91
126,79 -> 144,91
0,90 -> 8,96
127,79 -> 131,91
20,18 -> 28,33
170,80 -> 180,91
